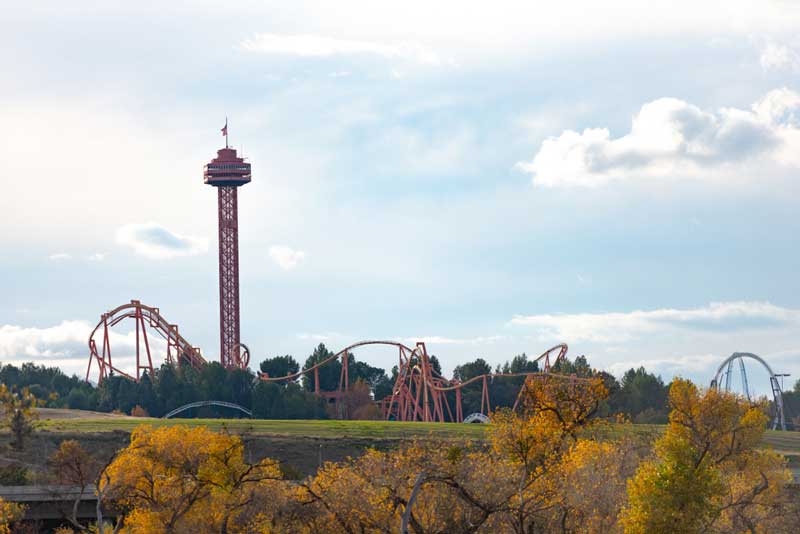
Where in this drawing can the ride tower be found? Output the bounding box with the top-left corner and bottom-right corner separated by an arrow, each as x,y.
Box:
204,122 -> 251,369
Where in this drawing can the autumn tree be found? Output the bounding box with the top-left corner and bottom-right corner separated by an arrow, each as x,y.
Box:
344,379 -> 380,420
621,378 -> 794,534
103,425 -> 282,534
0,497 -> 25,534
48,440 -> 102,531
298,375 -> 630,534
0,384 -> 39,450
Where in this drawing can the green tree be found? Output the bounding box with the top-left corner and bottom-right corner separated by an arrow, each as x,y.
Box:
225,367 -> 254,408
136,371 -> 159,416
259,355 -> 300,380
302,343 -> 341,392
611,367 -> 669,423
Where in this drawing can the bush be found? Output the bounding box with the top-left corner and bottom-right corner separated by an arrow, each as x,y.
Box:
0,465 -> 28,485
130,405 -> 149,417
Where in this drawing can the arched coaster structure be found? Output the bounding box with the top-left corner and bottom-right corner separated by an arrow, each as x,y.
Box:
86,300 -> 207,383
463,413 -> 491,423
259,340 -> 419,419
710,352 -> 786,431
163,400 -> 253,419
259,340 -> 572,423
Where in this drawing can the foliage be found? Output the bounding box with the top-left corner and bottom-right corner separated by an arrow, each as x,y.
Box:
259,355 -> 300,381
621,379 -> 794,533
295,375 -> 633,533
22,379 -> 795,534
0,465 -> 28,485
49,439 -> 99,486
343,379 -> 381,420
301,344 -> 392,401
251,381 -> 328,419
130,405 -> 149,417
0,497 -> 25,534
0,384 -> 39,450
3,350 -> 676,423
104,425 -> 282,534
0,362 -> 91,409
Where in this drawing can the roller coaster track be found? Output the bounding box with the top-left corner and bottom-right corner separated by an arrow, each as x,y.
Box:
710,352 -> 787,431
86,301 -> 576,423
163,400 -> 252,419
259,340 -> 573,423
86,300 -> 206,383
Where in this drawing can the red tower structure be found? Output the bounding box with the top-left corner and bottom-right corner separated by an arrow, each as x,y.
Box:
204,133 -> 251,369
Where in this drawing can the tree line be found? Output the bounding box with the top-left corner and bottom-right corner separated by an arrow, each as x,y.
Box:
2,343 -> 798,423
2,376 -> 798,533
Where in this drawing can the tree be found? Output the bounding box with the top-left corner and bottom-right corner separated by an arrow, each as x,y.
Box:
259,355 -> 300,381
453,358 -> 491,382
66,388 -> 91,411
103,425 -> 282,534
302,344 -> 340,392
344,379 -> 380,420
621,379 -> 794,533
0,384 -> 39,450
48,440 -> 100,531
136,372 -> 158,417
610,367 -> 669,423
154,363 -> 179,413
299,374 -> 624,534
0,497 -> 25,534
251,381 -> 282,419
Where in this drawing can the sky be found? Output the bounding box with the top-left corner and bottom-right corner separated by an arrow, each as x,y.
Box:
1,1 -> 800,396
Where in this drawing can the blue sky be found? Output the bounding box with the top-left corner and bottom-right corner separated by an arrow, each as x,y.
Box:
2,1 -> 800,396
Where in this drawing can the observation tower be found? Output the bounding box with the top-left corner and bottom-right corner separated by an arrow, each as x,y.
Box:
204,122 -> 251,369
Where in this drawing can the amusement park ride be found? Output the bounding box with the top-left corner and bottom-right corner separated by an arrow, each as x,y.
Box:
84,129 -> 792,427
84,298 -> 571,422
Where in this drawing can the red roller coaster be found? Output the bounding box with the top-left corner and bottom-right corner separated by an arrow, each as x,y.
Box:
258,340 -> 570,423
87,301 -> 570,422
86,300 -> 207,383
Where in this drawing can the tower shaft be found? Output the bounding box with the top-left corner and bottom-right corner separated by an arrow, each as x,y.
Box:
217,185 -> 242,368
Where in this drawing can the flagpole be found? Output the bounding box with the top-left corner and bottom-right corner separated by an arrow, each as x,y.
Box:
225,116 -> 229,149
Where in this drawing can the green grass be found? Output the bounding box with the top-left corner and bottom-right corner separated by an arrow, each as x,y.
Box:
36,417 -> 489,440
29,417 -> 800,456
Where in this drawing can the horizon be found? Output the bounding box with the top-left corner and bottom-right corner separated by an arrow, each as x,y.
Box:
2,1 -> 800,398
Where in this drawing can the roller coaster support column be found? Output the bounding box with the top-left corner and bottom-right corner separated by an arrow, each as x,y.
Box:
480,376 -> 491,416
133,302 -> 154,380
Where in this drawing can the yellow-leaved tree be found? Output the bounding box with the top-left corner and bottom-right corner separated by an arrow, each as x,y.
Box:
621,378 -> 794,534
297,375 -> 637,534
0,384 -> 39,450
103,425 -> 282,534
0,497 -> 25,534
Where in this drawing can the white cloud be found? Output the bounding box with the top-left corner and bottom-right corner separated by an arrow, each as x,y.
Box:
240,33 -> 442,65
87,252 -> 106,262
518,89 -> 800,187
0,319 -> 169,377
0,320 -> 92,359
48,252 -> 71,261
759,41 -> 800,71
606,353 -> 723,376
116,223 -> 208,259
509,302 -> 800,343
269,245 -> 306,270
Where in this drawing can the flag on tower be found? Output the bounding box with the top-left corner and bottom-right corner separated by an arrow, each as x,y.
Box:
221,119 -> 228,137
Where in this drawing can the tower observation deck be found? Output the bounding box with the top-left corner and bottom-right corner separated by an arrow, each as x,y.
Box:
204,142 -> 251,369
